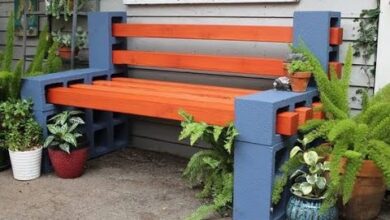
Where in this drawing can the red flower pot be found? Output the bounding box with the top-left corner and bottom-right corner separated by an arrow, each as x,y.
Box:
58,47 -> 79,60
48,147 -> 88,178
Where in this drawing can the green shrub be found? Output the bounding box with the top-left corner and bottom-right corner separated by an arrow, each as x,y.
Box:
178,110 -> 237,220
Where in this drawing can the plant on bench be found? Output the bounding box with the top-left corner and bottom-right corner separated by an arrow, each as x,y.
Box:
178,110 -> 238,220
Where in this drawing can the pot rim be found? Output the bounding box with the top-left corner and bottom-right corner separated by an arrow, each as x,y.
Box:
9,146 -> 43,153
290,189 -> 326,202
289,71 -> 312,78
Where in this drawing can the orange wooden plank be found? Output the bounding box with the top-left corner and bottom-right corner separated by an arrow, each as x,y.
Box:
330,27 -> 343,46
276,112 -> 299,136
112,50 -> 285,77
112,23 -> 293,43
47,87 -> 234,126
329,62 -> 342,79
295,107 -> 313,126
312,102 -> 325,119
112,24 -> 342,45
70,84 -> 235,105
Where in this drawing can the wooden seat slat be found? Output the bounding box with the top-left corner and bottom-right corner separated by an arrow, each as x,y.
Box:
47,87 -> 234,125
70,84 -> 237,105
112,23 -> 343,45
112,50 -> 286,77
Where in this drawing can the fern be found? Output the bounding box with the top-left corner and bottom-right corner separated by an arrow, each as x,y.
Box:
43,42 -> 63,73
26,25 -> 49,75
341,150 -> 363,204
1,12 -> 14,72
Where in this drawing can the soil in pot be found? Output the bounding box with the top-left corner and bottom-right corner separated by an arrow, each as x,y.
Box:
289,72 -> 312,92
48,147 -> 88,179
340,159 -> 386,220
58,47 -> 79,60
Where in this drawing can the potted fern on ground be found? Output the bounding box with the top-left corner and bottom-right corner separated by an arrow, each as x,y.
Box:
0,100 -> 43,181
44,110 -> 88,178
295,44 -> 390,219
286,53 -> 314,92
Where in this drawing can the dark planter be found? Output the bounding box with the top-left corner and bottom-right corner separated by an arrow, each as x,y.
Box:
286,193 -> 338,220
0,149 -> 10,171
48,147 -> 88,178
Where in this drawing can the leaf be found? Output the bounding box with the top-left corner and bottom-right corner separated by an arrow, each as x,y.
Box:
290,146 -> 302,158
59,143 -> 70,154
62,133 -> 77,147
202,157 -> 220,169
43,135 -> 55,148
316,177 -> 327,190
300,182 -> 313,195
69,116 -> 85,125
190,123 -> 208,146
322,161 -> 330,171
47,124 -> 61,135
303,151 -> 319,166
306,174 -> 317,185
213,126 -> 223,142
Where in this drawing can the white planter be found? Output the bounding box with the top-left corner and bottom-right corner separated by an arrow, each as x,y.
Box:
9,147 -> 43,181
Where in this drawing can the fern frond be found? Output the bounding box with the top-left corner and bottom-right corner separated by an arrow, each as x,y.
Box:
368,140 -> 390,186
341,150 -> 363,204
27,25 -> 49,75
1,12 -> 14,72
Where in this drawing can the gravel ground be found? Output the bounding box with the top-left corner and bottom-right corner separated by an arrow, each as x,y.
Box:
0,147 -> 388,220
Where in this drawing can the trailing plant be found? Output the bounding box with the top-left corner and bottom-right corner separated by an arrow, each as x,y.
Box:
0,99 -> 42,152
178,110 -> 238,220
286,52 -> 314,74
46,0 -> 88,21
44,110 -> 85,154
52,26 -> 88,49
272,139 -> 331,204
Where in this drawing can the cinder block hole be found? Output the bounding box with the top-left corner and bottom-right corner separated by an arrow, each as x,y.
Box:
113,112 -> 128,122
67,79 -> 85,86
114,123 -> 128,146
276,106 -> 289,114
112,16 -> 124,24
274,147 -> 289,175
329,50 -> 339,62
112,43 -> 125,50
330,17 -> 339,27
44,83 -> 64,104
94,129 -> 109,148
294,101 -> 306,108
93,110 -> 112,125
92,75 -> 109,82
312,96 -> 320,103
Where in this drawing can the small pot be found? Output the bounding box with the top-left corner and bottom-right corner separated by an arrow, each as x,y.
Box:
48,147 -> 88,179
286,193 -> 338,220
340,159 -> 386,220
9,147 -> 43,181
289,72 -> 312,92
58,47 -> 79,60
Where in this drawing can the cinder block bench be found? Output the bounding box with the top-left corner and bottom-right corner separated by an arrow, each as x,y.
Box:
21,11 -> 342,220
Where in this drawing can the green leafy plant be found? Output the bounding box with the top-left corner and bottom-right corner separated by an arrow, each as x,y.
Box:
178,110 -> 238,220
46,0 -> 88,21
286,52 -> 314,75
44,110 -> 85,154
51,26 -> 88,49
272,139 -> 331,204
0,99 -> 42,152
293,44 -> 390,212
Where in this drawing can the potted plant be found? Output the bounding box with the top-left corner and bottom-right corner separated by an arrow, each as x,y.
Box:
295,44 -> 390,219
286,52 -> 314,92
44,110 -> 88,178
46,0 -> 87,21
286,146 -> 338,220
51,27 -> 88,59
0,99 -> 43,181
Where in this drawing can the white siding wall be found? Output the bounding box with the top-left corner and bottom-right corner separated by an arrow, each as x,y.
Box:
98,0 -> 378,156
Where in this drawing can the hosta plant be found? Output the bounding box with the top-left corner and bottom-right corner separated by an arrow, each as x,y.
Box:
178,110 -> 238,220
44,110 -> 85,153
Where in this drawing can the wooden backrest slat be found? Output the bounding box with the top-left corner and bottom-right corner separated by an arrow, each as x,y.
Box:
112,50 -> 286,77
112,23 -> 343,45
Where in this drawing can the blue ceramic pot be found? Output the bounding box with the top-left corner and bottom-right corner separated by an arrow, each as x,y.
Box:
286,193 -> 338,220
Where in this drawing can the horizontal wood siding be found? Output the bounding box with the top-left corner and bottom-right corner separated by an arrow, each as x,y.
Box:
98,0 -> 378,155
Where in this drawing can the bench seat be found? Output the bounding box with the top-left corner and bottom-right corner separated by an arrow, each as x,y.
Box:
47,77 -> 259,126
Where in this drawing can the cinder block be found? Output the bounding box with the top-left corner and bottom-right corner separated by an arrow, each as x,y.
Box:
235,88 -> 318,146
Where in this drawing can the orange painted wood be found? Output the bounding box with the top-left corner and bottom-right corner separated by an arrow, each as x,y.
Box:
329,27 -> 343,46
112,23 -> 293,43
112,50 -> 286,77
329,62 -> 342,79
312,102 -> 325,119
112,24 -> 343,45
70,84 -> 235,105
276,112 -> 299,136
295,107 -> 313,126
47,87 -> 234,126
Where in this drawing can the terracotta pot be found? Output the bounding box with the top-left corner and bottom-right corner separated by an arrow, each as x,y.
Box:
48,147 -> 88,179
340,158 -> 386,220
289,72 -> 312,92
58,47 -> 79,60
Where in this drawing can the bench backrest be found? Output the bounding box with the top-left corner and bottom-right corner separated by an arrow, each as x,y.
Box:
88,11 -> 342,80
